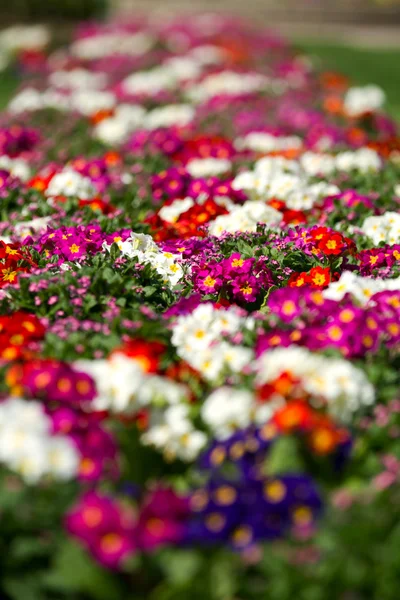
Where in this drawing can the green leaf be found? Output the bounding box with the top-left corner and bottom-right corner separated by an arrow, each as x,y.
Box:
158,548 -> 202,586
43,538 -> 123,600
267,437 -> 305,475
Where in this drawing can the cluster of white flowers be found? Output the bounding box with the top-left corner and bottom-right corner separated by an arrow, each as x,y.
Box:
235,131 -> 302,153
45,168 -> 96,199
77,354 -> 205,461
48,68 -> 108,91
121,67 -> 178,96
144,104 -> 195,130
94,103 -> 195,145
158,197 -> 195,223
70,31 -> 155,60
323,271 -> 400,305
103,232 -> 184,287
257,346 -> 375,421
186,70 -> 272,102
232,155 -> 339,210
0,24 -> 50,53
0,155 -> 30,181
94,104 -> 146,145
8,86 -> 117,116
0,398 -> 79,484
361,212 -> 400,245
142,404 -> 207,461
171,303 -> 254,381
13,216 -> 52,240
301,148 -> 381,176
344,85 -> 385,117
186,157 -> 232,178
208,200 -> 282,236
76,353 -> 187,414
201,386 -> 279,440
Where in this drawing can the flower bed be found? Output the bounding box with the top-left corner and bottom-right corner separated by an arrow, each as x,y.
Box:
0,15 -> 399,600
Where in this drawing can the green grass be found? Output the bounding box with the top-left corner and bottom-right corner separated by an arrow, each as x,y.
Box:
0,71 -> 19,110
297,42 -> 400,122
0,43 -> 399,122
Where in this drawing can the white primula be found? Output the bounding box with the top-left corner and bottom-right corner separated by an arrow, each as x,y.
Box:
94,104 -> 146,145
171,303 -> 253,381
361,212 -> 400,245
46,168 -> 96,199
0,156 -> 30,181
76,354 -> 188,414
71,31 -> 154,59
49,68 -> 107,90
8,88 -> 44,114
159,197 -> 195,223
103,232 -> 184,288
344,85 -> 385,117
208,201 -> 282,236
235,132 -> 302,153
70,89 -> 116,116
163,56 -> 203,81
300,152 -> 336,177
334,148 -> 381,173
122,68 -> 176,96
187,70 -> 269,102
75,354 -> 145,413
257,346 -> 375,421
144,104 -> 195,130
201,387 -> 255,439
14,216 -> 52,239
142,404 -> 207,461
94,118 -> 131,145
323,271 -> 400,305
0,25 -> 50,52
186,157 -> 232,178
0,398 -> 79,484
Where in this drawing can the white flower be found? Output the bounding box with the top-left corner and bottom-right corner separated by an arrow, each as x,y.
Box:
208,201 -> 282,236
49,68 -> 107,90
144,104 -> 195,130
8,88 -> 44,114
335,148 -> 381,173
300,152 -> 336,177
159,197 -> 195,223
0,156 -> 30,181
361,212 -> 400,246
142,404 -> 206,461
344,85 -> 385,117
163,56 -> 203,80
71,31 -> 154,59
46,437 -> 80,480
0,25 -> 50,52
94,117 -> 131,145
323,271 -> 400,305
14,216 -> 52,239
0,398 -> 79,484
122,68 -> 175,96
104,232 -> 184,288
187,70 -> 269,102
257,346 -> 375,420
94,104 -> 146,145
186,157 -> 232,178
46,169 -> 96,199
70,90 -> 116,116
201,387 -> 255,439
236,132 -> 302,153
75,354 -> 145,413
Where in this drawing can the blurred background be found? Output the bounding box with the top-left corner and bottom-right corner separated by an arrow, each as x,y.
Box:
0,0 -> 399,116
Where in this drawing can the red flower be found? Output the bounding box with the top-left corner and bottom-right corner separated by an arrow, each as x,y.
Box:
318,233 -> 345,256
308,266 -> 331,288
